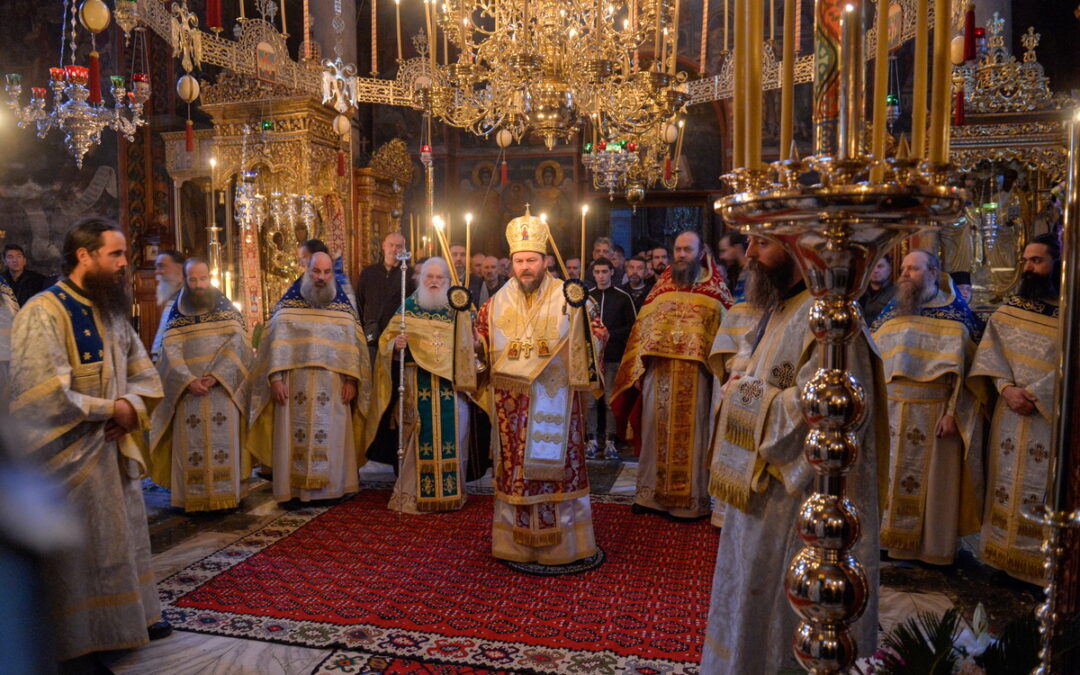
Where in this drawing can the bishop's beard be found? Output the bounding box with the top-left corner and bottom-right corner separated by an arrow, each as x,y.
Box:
1017,271 -> 1057,301
83,266 -> 131,324
156,276 -> 180,306
416,284 -> 449,311
671,258 -> 702,289
301,275 -> 337,308
745,258 -> 795,311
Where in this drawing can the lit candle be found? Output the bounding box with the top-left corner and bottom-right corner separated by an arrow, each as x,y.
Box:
442,3 -> 448,65
746,0 -> 763,169
395,0 -> 403,61
372,0 -> 378,75
580,203 -> 589,265
769,0 -> 775,42
732,0 -> 744,167
911,0 -> 928,158
723,0 -> 729,51
239,0 -> 245,20
465,212 -> 473,288
927,0 -> 951,163
424,0 -> 435,69
837,2 -> 862,161
674,119 -> 686,166
281,0 -> 287,35
779,0 -> 794,159
669,0 -> 680,75
870,0 -> 889,179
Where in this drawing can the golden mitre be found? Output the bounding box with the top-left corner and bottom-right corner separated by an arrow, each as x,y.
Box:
505,205 -> 549,256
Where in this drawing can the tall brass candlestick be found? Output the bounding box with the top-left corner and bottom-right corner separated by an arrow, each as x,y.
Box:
240,0 -> 245,20
911,0 -> 929,158
779,0 -> 795,159
746,0 -> 764,168
870,0 -> 890,180
926,0 -> 951,164
837,2 -> 863,161
281,0 -> 287,34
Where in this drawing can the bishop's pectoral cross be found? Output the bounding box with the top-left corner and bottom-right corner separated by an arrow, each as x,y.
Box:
518,338 -> 534,358
430,331 -> 447,360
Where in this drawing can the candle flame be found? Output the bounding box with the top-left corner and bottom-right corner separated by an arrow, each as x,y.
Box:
433,215 -> 445,230
465,212 -> 473,224
581,204 -> 589,215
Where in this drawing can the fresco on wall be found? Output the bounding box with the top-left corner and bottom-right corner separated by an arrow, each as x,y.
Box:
0,5 -> 121,276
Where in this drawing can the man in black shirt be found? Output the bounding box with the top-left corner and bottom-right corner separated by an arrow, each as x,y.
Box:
858,253 -> 896,325
358,232 -> 416,469
586,257 -> 636,460
620,255 -> 655,313
2,244 -> 52,307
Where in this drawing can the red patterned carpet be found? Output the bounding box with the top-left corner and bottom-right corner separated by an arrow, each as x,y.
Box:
160,490 -> 717,674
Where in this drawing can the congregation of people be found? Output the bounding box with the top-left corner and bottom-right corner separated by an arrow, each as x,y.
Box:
0,212 -> 1062,672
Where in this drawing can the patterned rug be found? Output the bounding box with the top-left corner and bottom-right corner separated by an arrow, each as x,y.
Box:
160,490 -> 717,674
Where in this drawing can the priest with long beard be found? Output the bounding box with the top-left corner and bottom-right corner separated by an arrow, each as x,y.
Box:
370,257 -> 473,513
474,209 -> 608,566
9,217 -> 168,668
968,233 -> 1061,584
703,235 -> 885,673
249,252 -> 370,503
870,249 -> 984,565
612,230 -> 732,520
150,258 -> 253,512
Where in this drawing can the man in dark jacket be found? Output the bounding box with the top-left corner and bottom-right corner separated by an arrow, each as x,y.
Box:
587,257 -> 636,460
621,255 -> 655,313
2,244 -> 52,307
858,253 -> 896,326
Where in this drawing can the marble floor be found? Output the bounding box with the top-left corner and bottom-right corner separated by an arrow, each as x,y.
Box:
99,460 -> 1038,674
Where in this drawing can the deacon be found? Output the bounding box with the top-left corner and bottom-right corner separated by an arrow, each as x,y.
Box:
0,276 -> 17,414
371,257 -> 471,513
702,235 -> 885,672
612,231 -> 732,520
149,258 -> 253,512
871,249 -> 984,565
249,252 -> 370,503
9,218 -> 169,666
968,233 -> 1061,584
474,208 -> 608,565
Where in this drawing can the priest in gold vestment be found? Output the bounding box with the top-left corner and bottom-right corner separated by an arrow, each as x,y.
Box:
871,249 -> 984,565
0,275 -> 17,415
703,236 -> 885,673
9,219 -> 167,664
474,209 -> 607,565
968,235 -> 1061,584
150,259 -> 253,512
370,257 -> 473,513
612,231 -> 732,519
249,252 -> 370,503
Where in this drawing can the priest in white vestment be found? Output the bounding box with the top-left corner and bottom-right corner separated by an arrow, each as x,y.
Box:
150,259 -> 253,511
703,235 -> 886,673
249,252 -> 370,503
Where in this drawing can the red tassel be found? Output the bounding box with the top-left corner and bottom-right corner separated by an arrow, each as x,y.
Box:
185,120 -> 194,152
337,150 -> 346,176
664,157 -> 673,181
88,51 -> 102,104
500,160 -> 508,185
206,0 -> 222,29
953,88 -> 965,126
963,4 -> 976,61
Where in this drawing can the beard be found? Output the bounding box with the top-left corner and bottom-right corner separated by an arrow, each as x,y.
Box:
301,274 -> 337,308
1017,271 -> 1057,301
156,276 -> 180,306
416,284 -> 449,310
179,287 -> 216,315
517,276 -> 542,294
84,266 -> 131,324
894,278 -> 935,316
745,258 -> 795,310
671,258 -> 702,288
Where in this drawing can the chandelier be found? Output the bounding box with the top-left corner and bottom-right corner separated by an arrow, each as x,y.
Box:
422,0 -> 690,148
4,0 -> 148,168
581,118 -> 684,204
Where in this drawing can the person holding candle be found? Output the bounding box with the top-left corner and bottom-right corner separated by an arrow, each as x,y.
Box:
967,234 -> 1061,586
612,231 -> 733,520
473,209 -> 608,566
